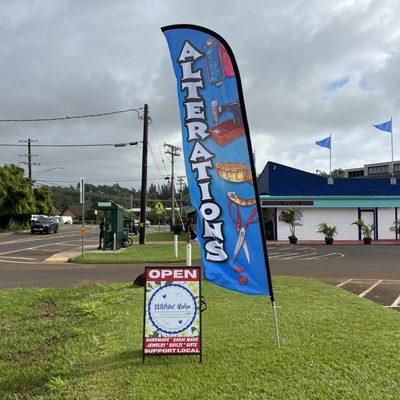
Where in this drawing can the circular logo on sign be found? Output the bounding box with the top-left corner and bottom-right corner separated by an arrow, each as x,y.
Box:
148,284 -> 197,334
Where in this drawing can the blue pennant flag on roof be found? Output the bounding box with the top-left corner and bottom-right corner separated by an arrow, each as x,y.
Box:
315,136 -> 331,149
373,120 -> 392,133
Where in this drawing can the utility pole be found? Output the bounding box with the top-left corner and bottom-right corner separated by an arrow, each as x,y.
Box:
163,143 -> 181,227
177,176 -> 185,213
139,104 -> 149,245
19,138 -> 38,187
80,177 -> 85,257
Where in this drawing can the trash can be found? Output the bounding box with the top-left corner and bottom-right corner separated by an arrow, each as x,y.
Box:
173,224 -> 183,235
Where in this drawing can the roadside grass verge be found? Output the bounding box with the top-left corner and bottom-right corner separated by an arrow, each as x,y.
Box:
0,277 -> 399,399
73,243 -> 201,264
132,231 -> 187,242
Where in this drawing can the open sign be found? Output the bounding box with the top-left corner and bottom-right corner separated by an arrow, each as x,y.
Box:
146,267 -> 199,282
143,266 -> 202,362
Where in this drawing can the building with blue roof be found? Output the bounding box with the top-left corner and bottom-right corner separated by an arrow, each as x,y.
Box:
258,162 -> 400,241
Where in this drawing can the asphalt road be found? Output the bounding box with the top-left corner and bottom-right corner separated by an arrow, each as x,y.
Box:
0,224 -> 161,289
0,229 -> 399,310
0,225 -> 99,262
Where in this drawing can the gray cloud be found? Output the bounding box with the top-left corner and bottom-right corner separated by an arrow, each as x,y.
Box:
0,0 -> 399,188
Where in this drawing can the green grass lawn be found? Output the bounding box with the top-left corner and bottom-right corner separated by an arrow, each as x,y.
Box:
132,231 -> 187,242
73,243 -> 201,264
0,277 -> 399,399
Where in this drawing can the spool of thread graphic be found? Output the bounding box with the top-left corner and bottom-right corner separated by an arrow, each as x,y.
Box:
204,39 -> 224,86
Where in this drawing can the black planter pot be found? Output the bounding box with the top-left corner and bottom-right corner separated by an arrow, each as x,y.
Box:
325,237 -> 334,245
363,237 -> 372,245
289,236 -> 298,245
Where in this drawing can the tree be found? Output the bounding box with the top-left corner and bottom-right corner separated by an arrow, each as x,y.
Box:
315,168 -> 346,178
0,164 -> 35,229
33,186 -> 54,215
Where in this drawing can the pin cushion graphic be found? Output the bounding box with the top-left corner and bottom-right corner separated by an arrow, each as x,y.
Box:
148,284 -> 197,334
216,162 -> 253,183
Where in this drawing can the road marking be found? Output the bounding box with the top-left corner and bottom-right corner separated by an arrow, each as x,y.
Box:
268,252 -> 292,256
0,231 -> 98,246
359,280 -> 383,298
390,293 -> 400,308
0,239 -> 82,257
0,256 -> 36,260
305,253 -> 345,260
281,252 -> 319,260
269,252 -> 299,259
336,279 -> 352,288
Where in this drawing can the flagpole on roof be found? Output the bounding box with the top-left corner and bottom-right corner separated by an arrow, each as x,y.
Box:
391,117 -> 394,172
330,133 -> 332,177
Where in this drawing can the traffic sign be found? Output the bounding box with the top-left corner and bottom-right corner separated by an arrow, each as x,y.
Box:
154,202 -> 164,212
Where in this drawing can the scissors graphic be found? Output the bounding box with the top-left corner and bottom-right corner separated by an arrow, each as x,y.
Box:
228,199 -> 258,263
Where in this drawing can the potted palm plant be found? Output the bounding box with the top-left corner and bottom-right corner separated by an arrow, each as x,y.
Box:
352,219 -> 375,245
280,208 -> 298,244
389,219 -> 400,238
317,223 -> 337,245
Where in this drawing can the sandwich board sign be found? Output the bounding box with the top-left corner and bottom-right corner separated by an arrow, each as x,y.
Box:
142,266 -> 202,362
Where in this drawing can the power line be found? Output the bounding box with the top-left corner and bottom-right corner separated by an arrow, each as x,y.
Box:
149,120 -> 169,175
149,142 -> 165,178
0,107 -> 142,122
0,141 -> 139,148
35,175 -> 167,183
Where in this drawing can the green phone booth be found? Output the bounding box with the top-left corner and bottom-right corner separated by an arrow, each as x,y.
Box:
93,201 -> 124,250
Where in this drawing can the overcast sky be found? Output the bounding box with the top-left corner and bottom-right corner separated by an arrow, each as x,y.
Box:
1,0 -> 400,189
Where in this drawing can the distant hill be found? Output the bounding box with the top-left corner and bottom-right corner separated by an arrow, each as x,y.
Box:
48,182 -> 189,211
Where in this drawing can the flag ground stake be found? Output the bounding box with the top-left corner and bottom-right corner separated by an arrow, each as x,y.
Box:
271,299 -> 280,348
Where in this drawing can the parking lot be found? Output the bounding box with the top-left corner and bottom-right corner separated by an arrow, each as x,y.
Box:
268,244 -> 400,311
267,244 -> 344,261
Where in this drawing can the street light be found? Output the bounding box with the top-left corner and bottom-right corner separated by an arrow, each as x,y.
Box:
113,141 -> 139,147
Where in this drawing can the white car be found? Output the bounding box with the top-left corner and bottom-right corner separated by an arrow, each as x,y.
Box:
60,216 -> 73,224
31,214 -> 47,222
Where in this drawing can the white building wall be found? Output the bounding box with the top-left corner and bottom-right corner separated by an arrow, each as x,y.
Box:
377,208 -> 396,239
277,208 -> 359,240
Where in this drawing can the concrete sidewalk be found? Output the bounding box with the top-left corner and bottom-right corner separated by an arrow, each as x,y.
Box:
44,245 -> 127,263
268,239 -> 400,245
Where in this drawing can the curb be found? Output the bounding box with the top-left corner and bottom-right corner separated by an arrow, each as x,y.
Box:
44,245 -> 126,264
0,230 -> 30,237
43,257 -> 70,263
